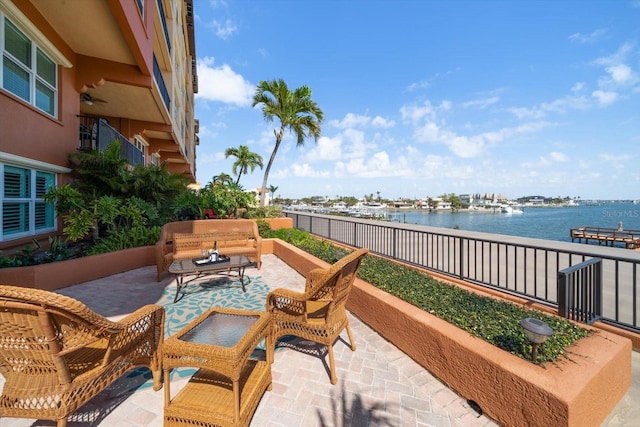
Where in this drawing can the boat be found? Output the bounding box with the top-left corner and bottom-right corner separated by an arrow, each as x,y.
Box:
500,205 -> 524,214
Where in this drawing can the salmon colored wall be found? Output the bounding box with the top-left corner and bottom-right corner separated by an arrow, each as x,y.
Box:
0,246 -> 154,291
0,4 -> 79,166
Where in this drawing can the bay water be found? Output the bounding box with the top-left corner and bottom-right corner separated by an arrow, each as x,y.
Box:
387,202 -> 640,243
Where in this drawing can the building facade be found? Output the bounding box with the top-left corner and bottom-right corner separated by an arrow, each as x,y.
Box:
0,0 -> 198,251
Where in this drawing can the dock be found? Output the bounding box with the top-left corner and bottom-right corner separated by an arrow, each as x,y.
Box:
570,226 -> 640,249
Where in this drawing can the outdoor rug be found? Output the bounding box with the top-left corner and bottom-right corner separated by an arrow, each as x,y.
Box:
129,274 -> 272,389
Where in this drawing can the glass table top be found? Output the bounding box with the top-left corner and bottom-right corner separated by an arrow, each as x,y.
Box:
179,311 -> 260,348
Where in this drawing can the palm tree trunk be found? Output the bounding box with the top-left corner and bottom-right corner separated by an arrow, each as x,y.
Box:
261,128 -> 284,206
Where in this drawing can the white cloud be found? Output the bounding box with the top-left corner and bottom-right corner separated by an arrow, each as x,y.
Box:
606,64 -> 633,83
196,57 -> 254,106
210,19 -> 237,39
330,113 -> 396,129
401,102 -> 435,122
330,113 -> 371,129
414,122 -> 440,143
568,28 -> 608,43
285,163 -> 329,178
197,122 -> 226,139
571,82 -> 585,92
305,136 -> 342,161
335,151 -> 411,178
406,68 -> 460,92
371,116 -> 395,128
549,152 -> 568,162
522,151 -> 576,169
594,43 -> 639,92
508,94 -> 590,119
592,90 -> 618,106
447,135 -> 484,158
595,42 -> 634,68
342,128 -> 370,158
599,153 -> 633,162
462,96 -> 499,110
413,119 -> 552,159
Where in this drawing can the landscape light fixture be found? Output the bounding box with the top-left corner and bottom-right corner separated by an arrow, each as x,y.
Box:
520,317 -> 553,363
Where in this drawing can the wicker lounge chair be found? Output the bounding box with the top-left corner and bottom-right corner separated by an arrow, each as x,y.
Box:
266,247 -> 369,384
0,285 -> 164,427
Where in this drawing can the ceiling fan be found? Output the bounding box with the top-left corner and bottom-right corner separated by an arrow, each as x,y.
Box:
81,93 -> 107,105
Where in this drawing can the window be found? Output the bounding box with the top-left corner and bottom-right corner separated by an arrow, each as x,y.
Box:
1,164 -> 55,240
150,153 -> 160,166
2,16 -> 57,117
136,0 -> 144,17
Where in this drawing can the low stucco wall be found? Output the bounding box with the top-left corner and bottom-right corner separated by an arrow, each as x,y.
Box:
269,239 -> 632,427
0,246 -> 154,291
259,217 -> 293,230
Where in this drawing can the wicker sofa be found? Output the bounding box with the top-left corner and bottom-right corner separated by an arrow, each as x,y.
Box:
155,219 -> 262,281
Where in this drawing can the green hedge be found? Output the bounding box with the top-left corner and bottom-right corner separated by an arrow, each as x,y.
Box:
260,225 -> 590,364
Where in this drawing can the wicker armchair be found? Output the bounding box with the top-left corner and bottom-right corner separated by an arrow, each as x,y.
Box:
266,247 -> 369,384
0,285 -> 164,427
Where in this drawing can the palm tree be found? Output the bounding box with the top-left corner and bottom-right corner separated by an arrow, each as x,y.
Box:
252,79 -> 324,206
224,145 -> 263,185
208,173 -> 234,188
268,184 -> 279,202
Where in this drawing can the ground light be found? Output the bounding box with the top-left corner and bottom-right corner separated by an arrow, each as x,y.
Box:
520,317 -> 554,363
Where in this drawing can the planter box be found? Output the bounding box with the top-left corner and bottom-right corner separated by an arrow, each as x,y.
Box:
0,246 -> 154,291
269,239 -> 632,427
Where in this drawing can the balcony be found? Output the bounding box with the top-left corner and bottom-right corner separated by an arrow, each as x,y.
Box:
78,115 -> 144,166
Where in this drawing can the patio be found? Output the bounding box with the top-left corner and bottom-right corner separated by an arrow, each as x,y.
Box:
1,254 -> 638,427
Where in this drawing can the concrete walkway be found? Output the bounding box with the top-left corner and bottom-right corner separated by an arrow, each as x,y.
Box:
0,254 -> 637,426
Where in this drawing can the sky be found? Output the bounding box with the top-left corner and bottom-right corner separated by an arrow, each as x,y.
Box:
192,0 -> 640,201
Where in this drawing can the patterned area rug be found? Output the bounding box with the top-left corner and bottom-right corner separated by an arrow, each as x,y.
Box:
159,274 -> 270,337
131,274 -> 272,389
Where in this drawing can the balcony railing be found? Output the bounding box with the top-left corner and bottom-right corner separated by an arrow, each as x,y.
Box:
156,0 -> 171,52
78,116 -> 144,166
284,210 -> 640,333
153,55 -> 171,113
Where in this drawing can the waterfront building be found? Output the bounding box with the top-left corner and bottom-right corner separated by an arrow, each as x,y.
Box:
0,0 -> 198,253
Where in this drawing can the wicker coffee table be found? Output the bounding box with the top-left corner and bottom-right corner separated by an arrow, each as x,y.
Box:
163,307 -> 272,427
169,255 -> 253,302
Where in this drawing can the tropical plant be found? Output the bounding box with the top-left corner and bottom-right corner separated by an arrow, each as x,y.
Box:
268,184 -> 279,201
171,188 -> 202,220
43,186 -> 154,243
43,142 -> 191,242
200,175 -> 256,218
88,226 -> 161,255
209,173 -> 234,187
67,141 -> 129,197
252,78 -> 324,206
128,163 -> 190,214
224,145 -> 263,185
245,206 -> 283,219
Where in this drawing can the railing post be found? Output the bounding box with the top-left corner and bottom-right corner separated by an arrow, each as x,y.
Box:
558,271 -> 568,318
393,227 -> 397,260
458,236 -> 464,280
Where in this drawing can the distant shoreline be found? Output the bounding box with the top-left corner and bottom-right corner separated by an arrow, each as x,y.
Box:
385,204 -> 580,213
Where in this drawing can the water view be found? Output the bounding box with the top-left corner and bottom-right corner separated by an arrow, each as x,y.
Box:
387,202 -> 640,243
